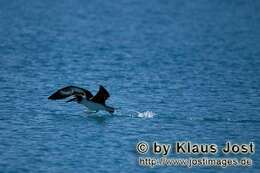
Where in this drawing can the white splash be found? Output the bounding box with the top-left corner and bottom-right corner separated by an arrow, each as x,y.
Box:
136,111 -> 156,118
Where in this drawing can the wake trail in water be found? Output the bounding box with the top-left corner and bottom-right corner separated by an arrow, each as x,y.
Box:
114,107 -> 156,119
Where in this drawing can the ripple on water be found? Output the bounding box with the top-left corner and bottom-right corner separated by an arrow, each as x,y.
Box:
135,111 -> 156,119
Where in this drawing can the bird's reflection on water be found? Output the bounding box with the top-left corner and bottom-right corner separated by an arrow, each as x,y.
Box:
82,111 -> 114,124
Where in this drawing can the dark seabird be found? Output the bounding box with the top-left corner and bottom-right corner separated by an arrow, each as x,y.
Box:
48,85 -> 114,113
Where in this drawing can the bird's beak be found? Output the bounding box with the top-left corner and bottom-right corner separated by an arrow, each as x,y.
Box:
66,97 -> 77,103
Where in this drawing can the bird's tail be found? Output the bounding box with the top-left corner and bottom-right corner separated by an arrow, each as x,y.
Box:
105,106 -> 115,114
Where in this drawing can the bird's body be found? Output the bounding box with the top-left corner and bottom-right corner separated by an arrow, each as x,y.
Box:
48,85 -> 114,113
79,99 -> 114,113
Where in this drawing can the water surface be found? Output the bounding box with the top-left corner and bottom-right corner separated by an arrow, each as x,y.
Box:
0,0 -> 259,172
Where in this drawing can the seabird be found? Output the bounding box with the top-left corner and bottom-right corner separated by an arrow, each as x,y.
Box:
48,85 -> 115,113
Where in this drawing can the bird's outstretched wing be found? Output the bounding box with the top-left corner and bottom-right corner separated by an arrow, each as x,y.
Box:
90,85 -> 110,105
48,86 -> 93,100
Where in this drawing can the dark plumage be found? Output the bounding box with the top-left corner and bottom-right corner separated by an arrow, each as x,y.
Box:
48,85 -> 114,113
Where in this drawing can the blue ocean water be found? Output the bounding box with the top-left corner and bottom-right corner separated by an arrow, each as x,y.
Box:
0,0 -> 260,172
